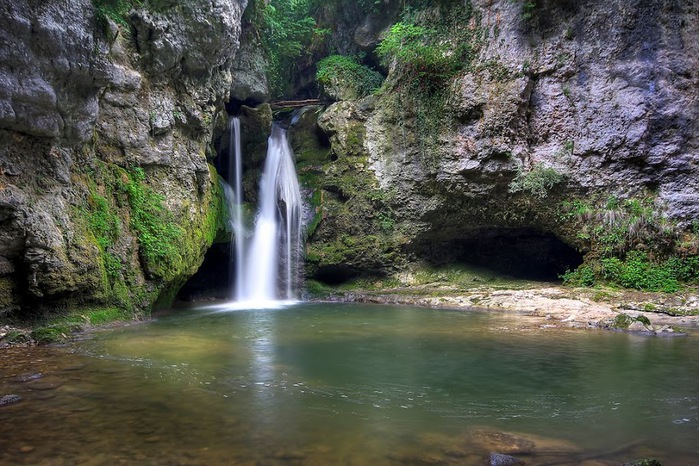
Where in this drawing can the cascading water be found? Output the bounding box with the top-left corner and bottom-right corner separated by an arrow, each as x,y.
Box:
227,119 -> 303,306
229,118 -> 245,301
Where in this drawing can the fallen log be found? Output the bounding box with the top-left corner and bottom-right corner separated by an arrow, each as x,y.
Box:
270,99 -> 325,109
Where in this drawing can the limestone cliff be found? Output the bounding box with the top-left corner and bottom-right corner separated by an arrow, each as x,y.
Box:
0,0 -> 247,318
295,0 -> 699,285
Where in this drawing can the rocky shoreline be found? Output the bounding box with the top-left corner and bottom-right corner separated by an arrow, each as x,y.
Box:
316,284 -> 699,334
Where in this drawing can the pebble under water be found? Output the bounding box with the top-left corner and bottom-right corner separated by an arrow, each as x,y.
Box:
1,302 -> 698,465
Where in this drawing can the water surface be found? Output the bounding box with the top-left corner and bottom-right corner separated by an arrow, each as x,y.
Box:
1,302 -> 697,465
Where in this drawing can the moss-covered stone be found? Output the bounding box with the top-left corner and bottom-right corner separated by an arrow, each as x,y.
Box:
289,101 -> 405,283
1,330 -> 31,345
611,313 -> 635,330
44,158 -> 226,317
609,313 -> 653,331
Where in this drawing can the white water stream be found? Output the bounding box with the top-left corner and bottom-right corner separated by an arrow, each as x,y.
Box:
227,119 -> 302,306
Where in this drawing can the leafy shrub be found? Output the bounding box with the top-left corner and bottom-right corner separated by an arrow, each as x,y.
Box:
521,1 -> 537,20
566,251 -> 699,292
559,195 -> 678,257
316,55 -> 384,99
30,324 -> 81,345
668,256 -> 699,282
561,264 -> 595,287
249,0 -> 326,98
373,4 -> 479,161
377,23 -> 456,79
508,166 -> 566,199
376,3 -> 478,90
508,0 -> 537,21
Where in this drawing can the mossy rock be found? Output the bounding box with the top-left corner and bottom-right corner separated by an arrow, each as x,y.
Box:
1,330 -> 32,345
611,313 -> 635,329
30,323 -> 83,345
609,313 -> 653,331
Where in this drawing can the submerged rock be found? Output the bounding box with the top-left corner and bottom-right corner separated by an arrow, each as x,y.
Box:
490,452 -> 525,466
16,373 -> 42,382
0,394 -> 22,406
623,459 -> 663,466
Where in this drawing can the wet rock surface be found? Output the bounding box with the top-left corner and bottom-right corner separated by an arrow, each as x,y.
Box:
490,452 -> 524,466
0,394 -> 22,406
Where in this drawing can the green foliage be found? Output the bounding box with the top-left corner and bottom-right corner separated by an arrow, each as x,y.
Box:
560,195 -> 674,256
564,252 -> 698,292
251,0 -> 326,98
522,1 -> 537,20
600,252 -> 677,293
375,3 -> 481,161
377,23 -> 458,84
561,264 -> 595,287
316,55 -> 384,99
666,255 -> 699,282
93,0 -> 141,31
121,167 -> 185,279
376,4 -> 475,91
30,323 -> 82,345
559,199 -> 592,221
560,193 -> 699,292
103,251 -> 122,281
83,307 -> 129,325
87,193 -> 120,250
304,279 -> 334,296
508,0 -> 537,21
691,220 -> 699,235
508,166 -> 566,199
2,330 -> 31,344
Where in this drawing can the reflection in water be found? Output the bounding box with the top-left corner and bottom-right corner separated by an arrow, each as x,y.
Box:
0,302 -> 698,465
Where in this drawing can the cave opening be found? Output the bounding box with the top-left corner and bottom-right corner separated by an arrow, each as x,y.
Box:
313,264 -> 359,286
415,228 -> 583,282
176,244 -> 232,302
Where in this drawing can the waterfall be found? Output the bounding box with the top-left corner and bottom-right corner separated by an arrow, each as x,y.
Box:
229,118 -> 245,301
228,120 -> 303,306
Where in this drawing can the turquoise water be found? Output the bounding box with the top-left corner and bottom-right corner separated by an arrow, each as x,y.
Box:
1,302 -> 698,465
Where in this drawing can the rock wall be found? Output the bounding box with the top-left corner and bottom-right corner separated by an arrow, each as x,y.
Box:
0,0 -> 247,318
296,0 -> 699,282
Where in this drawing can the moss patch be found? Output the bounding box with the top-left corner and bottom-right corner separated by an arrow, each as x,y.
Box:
65,158 -> 224,316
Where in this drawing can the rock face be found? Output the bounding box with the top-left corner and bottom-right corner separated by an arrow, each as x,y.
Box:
0,0 -> 247,317
296,0 -> 699,282
230,36 -> 270,103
